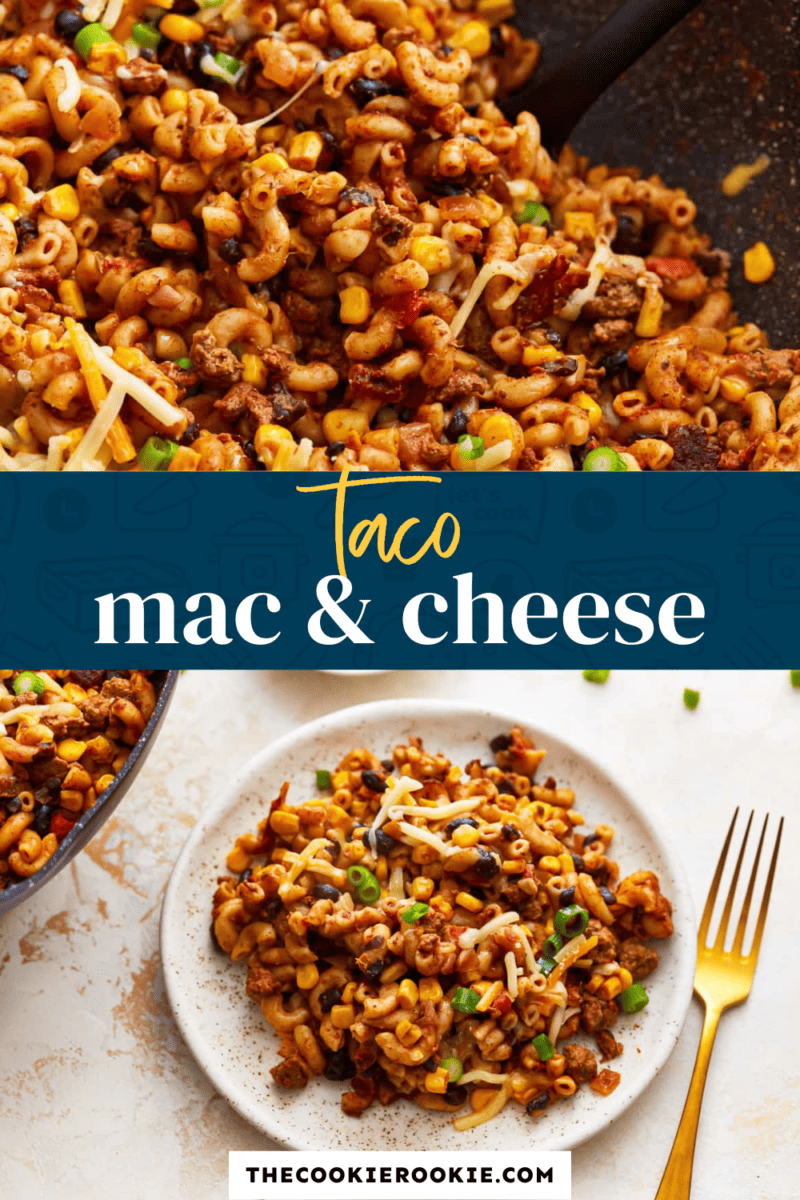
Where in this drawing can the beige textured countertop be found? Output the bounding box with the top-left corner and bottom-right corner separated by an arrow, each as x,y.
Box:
1,670 -> 797,1200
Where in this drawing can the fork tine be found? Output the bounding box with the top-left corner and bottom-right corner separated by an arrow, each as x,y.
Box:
731,814 -> 767,956
744,816 -> 783,964
712,810 -> 753,951
697,807 -> 738,946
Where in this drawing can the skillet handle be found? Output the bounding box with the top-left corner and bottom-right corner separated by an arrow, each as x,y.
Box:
499,0 -> 702,147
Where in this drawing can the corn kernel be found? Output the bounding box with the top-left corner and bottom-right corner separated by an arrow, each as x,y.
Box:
419,978 -> 443,1004
380,959 -> 406,984
501,859 -> 525,874
539,855 -> 560,873
743,240 -> 775,283
397,979 -> 419,1009
618,968 -> 633,990
43,184 -> 80,222
57,739 -> 87,763
326,804 -> 351,830
563,211 -> 596,240
522,344 -> 560,366
410,876 -> 434,900
58,280 -> 87,318
448,19 -> 492,57
477,0 -> 514,18
408,4 -> 436,40
288,130 -> 324,171
88,41 -> 127,72
296,963 -> 320,990
573,391 -> 602,431
396,1019 -> 423,1046
585,973 -> 604,994
242,353 -> 266,388
452,824 -> 480,848
0,202 -> 18,221
95,774 -> 116,794
254,422 -> 293,466
160,12 -> 205,40
598,977 -> 623,1001
409,235 -> 451,275
424,1068 -> 449,1094
330,1004 -> 356,1029
718,375 -> 750,403
322,408 -> 369,443
348,840 -> 365,863
456,891 -> 483,913
338,285 -> 372,325
226,844 -> 251,874
161,87 -> 189,114
252,151 -> 288,174
341,982 -> 357,1003
270,809 -> 300,838
430,896 -> 453,919
169,446 -> 201,471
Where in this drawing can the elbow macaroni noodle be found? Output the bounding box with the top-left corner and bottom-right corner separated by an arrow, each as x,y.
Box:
0,0 -> 791,470
212,728 -> 673,1125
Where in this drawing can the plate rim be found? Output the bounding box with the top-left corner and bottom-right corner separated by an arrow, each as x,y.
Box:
161,696 -> 696,1152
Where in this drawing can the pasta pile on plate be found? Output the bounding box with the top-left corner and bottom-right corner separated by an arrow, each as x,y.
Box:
212,729 -> 673,1126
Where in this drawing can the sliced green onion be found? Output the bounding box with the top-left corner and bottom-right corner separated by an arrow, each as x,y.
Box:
620,982 -> 649,1014
176,356 -> 192,370
13,671 -> 45,696
401,901 -> 429,924
532,1033 -> 555,1061
347,864 -> 381,904
74,23 -> 115,60
683,688 -> 700,710
214,51 -> 243,75
132,21 -> 161,49
542,932 -> 562,959
451,986 -> 480,1013
791,670 -> 800,688
583,669 -> 611,684
457,433 -> 484,461
515,201 -> 550,227
538,957 -> 557,977
199,0 -> 225,6
583,446 -> 628,472
440,1056 -> 463,1083
136,435 -> 178,471
315,768 -> 331,789
553,904 -> 590,940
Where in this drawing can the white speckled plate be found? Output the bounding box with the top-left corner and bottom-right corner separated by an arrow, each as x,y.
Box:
161,699 -> 695,1152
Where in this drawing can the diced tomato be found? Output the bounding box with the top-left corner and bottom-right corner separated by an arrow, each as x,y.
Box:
50,813 -> 76,840
491,992 -> 513,1016
382,292 -> 429,328
645,256 -> 697,280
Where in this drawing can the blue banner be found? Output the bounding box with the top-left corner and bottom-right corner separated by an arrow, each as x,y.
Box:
3,470 -> 799,668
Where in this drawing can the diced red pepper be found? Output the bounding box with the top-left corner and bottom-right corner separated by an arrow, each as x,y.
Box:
382,292 -> 429,329
50,813 -> 76,840
645,256 -> 697,280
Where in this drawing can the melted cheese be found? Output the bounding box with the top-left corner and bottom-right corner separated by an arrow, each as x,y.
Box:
54,58 -> 81,113
458,911 -> 520,949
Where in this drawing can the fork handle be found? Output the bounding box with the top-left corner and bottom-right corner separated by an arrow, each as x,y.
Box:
655,1002 -> 722,1200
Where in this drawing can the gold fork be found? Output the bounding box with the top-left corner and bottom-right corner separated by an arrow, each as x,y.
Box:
655,808 -> 783,1200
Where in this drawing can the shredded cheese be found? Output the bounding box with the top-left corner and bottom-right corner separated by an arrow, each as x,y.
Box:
64,380 -> 126,472
460,1069 -> 509,1086
554,932 -> 587,965
2,702 -> 81,722
549,1003 -> 581,1044
558,237 -> 613,322
387,798 -> 482,823
388,864 -> 406,900
243,62 -> 328,133
396,821 -> 449,854
549,935 -> 598,986
516,925 -> 537,975
36,673 -> 64,695
453,1081 -> 511,1131
504,951 -> 519,999
102,0 -> 123,30
82,0 -> 105,21
458,911 -> 519,949
54,58 -> 81,113
368,775 -> 423,850
287,837 -> 326,883
92,346 -> 183,431
722,154 -> 770,197
450,251 -> 552,340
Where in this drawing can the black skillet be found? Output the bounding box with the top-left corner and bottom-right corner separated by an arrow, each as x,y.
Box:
503,0 -> 799,347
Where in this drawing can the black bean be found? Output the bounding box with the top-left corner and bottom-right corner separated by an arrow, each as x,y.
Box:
543,356 -> 579,376
264,896 -> 282,920
445,407 -> 469,441
33,805 -> 52,836
91,145 -> 123,173
490,24 -> 504,54
445,816 -> 478,836
14,217 -> 37,248
426,179 -> 467,197
323,1047 -> 356,1080
5,797 -> 22,814
313,883 -> 341,902
463,103 -> 479,115
381,759 -> 394,771
324,839 -> 340,863
443,1085 -> 468,1107
611,213 -> 646,256
526,1092 -> 550,1114
362,770 -> 386,793
422,1057 -> 437,1071
398,406 -> 412,423
559,886 -> 576,907
502,824 -> 521,840
373,828 -> 397,855
338,186 -> 377,210
326,441 -> 345,459
238,868 -> 252,883
490,734 -> 512,753
120,189 -> 146,213
598,348 -> 628,374
55,9 -> 87,37
364,960 -> 384,979
465,134 -> 481,143
473,848 -> 500,880
318,128 -> 341,170
327,46 -> 345,60
217,237 -> 244,265
181,422 -> 200,446
137,236 -> 169,263
498,776 -> 517,796
141,4 -> 170,22
570,442 -> 593,471
545,328 -> 562,346
0,65 -> 28,82
318,987 -> 342,1013
571,855 -> 585,874
349,78 -> 393,105
599,887 -> 617,905
365,935 -> 384,952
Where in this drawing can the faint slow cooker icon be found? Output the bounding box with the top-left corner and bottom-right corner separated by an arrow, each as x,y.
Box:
738,512 -> 800,607
210,512 -> 307,600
